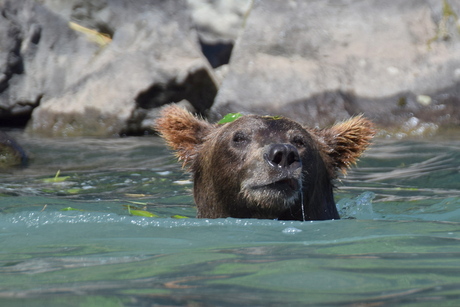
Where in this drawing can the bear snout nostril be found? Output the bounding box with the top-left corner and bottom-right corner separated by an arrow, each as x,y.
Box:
266,144 -> 300,169
287,151 -> 299,165
272,151 -> 284,165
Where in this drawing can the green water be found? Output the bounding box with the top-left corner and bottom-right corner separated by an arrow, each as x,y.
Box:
0,132 -> 459,306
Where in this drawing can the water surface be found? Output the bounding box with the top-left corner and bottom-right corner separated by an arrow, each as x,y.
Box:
1,132 -> 459,306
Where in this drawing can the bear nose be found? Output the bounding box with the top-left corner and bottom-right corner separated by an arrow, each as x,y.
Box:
265,144 -> 301,170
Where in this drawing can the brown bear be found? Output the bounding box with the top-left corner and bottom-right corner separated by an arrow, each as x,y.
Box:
155,105 -> 375,221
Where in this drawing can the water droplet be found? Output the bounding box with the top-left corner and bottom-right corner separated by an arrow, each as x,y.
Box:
282,227 -> 302,234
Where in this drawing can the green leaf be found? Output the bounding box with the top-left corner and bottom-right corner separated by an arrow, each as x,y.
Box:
42,170 -> 70,183
218,113 -> 243,124
171,215 -> 189,219
126,205 -> 158,217
42,176 -> 70,183
395,187 -> 419,191
61,207 -> 84,211
130,209 -> 158,217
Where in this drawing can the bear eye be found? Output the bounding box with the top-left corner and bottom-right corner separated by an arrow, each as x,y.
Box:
291,135 -> 307,148
232,131 -> 250,145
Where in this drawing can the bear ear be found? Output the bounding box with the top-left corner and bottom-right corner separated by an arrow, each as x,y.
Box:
315,115 -> 376,174
154,104 -> 214,168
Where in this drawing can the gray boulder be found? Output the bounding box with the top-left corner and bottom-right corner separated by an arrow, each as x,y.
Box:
1,0 -> 218,136
0,0 -> 98,124
186,0 -> 252,69
0,131 -> 27,168
211,0 -> 460,132
187,0 -> 252,44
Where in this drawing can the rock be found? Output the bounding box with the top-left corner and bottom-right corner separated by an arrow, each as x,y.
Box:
44,0 -> 252,68
4,0 -> 459,137
0,131 -> 28,168
187,0 -> 252,44
1,0 -> 218,136
0,0 -> 98,126
211,0 -> 460,130
187,0 -> 252,68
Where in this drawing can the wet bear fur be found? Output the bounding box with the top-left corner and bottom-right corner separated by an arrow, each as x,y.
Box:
155,105 -> 375,221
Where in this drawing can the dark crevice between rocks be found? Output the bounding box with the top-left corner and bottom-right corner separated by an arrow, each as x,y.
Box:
135,69 -> 217,114
0,95 -> 42,128
0,114 -> 31,128
199,39 -> 233,68
125,68 -> 219,136
29,24 -> 41,45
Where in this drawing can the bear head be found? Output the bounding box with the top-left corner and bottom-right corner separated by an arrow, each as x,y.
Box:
155,104 -> 375,221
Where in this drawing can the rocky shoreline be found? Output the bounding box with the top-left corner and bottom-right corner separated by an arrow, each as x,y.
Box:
0,0 -> 459,137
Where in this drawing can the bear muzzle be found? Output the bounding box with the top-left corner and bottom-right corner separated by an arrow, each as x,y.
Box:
264,143 -> 301,172
241,143 -> 303,205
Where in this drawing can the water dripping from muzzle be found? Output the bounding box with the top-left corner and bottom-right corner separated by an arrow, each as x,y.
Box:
300,189 -> 306,221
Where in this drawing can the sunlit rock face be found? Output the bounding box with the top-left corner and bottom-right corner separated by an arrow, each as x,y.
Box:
2,0 -> 460,136
1,0 -> 218,136
211,0 -> 460,132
